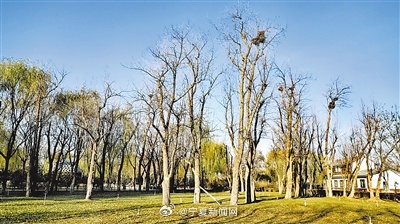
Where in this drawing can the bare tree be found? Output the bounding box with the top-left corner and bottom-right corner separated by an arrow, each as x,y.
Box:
134,26 -> 196,205
220,6 -> 283,205
245,89 -> 270,202
273,66 -> 309,199
323,78 -> 350,197
96,107 -> 122,192
116,111 -> 135,192
184,33 -> 218,203
371,107 -> 399,199
344,102 -> 379,198
309,117 -> 326,195
293,113 -> 314,198
53,91 -> 88,193
73,84 -> 119,200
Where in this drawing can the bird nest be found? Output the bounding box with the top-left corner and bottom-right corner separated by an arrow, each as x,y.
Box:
251,31 -> 266,46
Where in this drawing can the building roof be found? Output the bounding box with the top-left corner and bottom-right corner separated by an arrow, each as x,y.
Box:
332,169 -> 400,180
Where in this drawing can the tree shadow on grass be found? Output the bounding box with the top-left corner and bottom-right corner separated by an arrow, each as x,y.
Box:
386,208 -> 400,219
255,195 -> 286,202
289,208 -> 333,224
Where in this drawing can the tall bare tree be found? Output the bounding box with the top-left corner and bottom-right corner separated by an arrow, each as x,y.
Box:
220,7 -> 283,205
134,26 -> 197,205
245,91 -> 270,203
323,78 -> 350,197
274,68 -> 308,199
184,33 -> 217,203
293,113 -> 314,198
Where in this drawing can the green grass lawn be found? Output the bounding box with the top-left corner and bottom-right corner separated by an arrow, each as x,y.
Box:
0,191 -> 399,223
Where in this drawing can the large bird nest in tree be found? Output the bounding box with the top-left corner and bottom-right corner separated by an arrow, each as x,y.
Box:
328,97 -> 339,109
251,31 -> 266,46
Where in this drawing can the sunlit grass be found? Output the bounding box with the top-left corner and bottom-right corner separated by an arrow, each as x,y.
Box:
0,191 -> 399,223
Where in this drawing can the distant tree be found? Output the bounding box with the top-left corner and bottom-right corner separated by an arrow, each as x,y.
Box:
266,147 -> 286,194
96,106 -> 123,192
116,110 -> 135,192
0,59 -> 63,196
53,91 -> 88,193
73,84 -> 118,200
201,140 -> 230,190
134,106 -> 153,192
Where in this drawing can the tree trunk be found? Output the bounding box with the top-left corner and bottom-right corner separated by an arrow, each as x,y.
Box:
54,156 -> 65,192
230,156 -> 241,205
285,157 -> 293,199
99,145 -> 106,192
138,165 -> 143,192
161,143 -> 171,205
294,162 -> 300,198
245,163 -> 251,203
277,174 -> 284,194
50,153 -> 62,193
85,143 -> 97,200
151,158 -> 158,189
26,157 -> 31,197
145,163 -> 151,192
251,178 -> 256,202
239,166 -> 245,193
2,157 -> 10,195
348,165 -> 361,198
193,151 -> 201,203
27,97 -> 43,197
374,171 -> 383,200
116,156 -> 124,192
245,163 -> 256,203
324,109 -> 333,198
326,167 -> 333,197
301,157 -> 308,197
170,169 -> 177,193
366,156 -> 374,199
70,148 -> 81,194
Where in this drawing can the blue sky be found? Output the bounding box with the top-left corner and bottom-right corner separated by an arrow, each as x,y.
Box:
1,0 -> 399,146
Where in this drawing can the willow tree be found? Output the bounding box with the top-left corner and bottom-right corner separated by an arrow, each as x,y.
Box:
0,59 -> 62,196
219,7 -> 283,205
0,60 -> 36,195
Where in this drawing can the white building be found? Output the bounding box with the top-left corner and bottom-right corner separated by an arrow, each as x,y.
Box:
371,169 -> 400,192
331,160 -> 400,193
